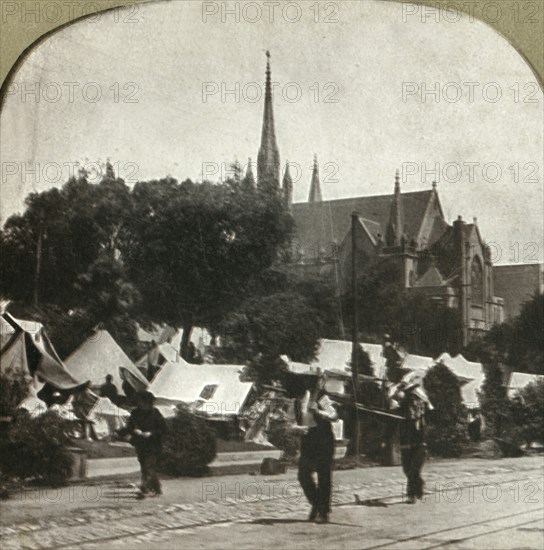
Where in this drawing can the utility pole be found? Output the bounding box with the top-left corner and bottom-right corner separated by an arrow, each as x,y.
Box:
33,215 -> 43,309
351,211 -> 360,457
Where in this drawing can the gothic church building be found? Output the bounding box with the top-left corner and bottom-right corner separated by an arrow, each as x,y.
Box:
249,53 -> 505,346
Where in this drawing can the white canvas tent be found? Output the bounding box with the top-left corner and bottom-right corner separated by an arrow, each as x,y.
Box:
149,360 -> 253,418
86,396 -> 130,439
436,353 -> 485,409
135,341 -> 180,371
65,329 -> 148,393
287,339 -> 432,382
507,372 -> 544,397
1,313 -> 87,392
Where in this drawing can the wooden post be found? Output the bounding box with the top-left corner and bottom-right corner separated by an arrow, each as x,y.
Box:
33,221 -> 43,308
351,211 -> 360,456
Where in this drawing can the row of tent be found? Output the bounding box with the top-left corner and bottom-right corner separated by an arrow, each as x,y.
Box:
2,313 -> 541,438
0,312 -> 252,432
282,338 -> 543,409
283,339 -> 485,408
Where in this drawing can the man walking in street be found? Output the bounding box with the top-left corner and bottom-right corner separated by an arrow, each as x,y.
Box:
390,371 -> 432,504
121,391 -> 166,499
292,374 -> 338,523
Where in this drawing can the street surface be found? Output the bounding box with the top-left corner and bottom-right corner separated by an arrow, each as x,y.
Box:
1,456 -> 542,549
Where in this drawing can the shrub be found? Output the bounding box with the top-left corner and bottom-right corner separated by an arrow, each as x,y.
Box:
159,406 -> 217,477
515,380 -> 544,446
267,418 -> 299,459
424,364 -> 468,457
0,411 -> 73,485
0,369 -> 30,417
478,363 -> 508,438
521,380 -> 544,444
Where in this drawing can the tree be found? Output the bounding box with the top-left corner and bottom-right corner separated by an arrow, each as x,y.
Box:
519,379 -> 544,445
467,293 -> 543,376
123,178 -> 294,360
0,164 -> 139,357
478,362 -> 508,439
508,293 -> 543,375
340,257 -> 461,355
424,363 -> 468,457
217,291 -> 322,382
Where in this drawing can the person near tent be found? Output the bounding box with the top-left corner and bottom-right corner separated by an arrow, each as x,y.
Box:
292,374 -> 338,523
382,334 -> 403,383
119,391 -> 166,499
389,372 -> 432,504
186,341 -> 202,364
146,340 -> 160,381
99,374 -> 119,404
468,411 -> 482,442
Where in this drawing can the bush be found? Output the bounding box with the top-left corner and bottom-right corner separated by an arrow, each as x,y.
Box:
159,406 -> 217,477
478,363 -> 508,438
521,380 -> 544,444
424,364 -> 468,457
513,380 -> 544,446
0,411 -> 73,485
267,418 -> 299,459
0,369 -> 30,417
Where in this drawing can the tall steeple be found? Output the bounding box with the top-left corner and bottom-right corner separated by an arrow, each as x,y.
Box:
308,154 -> 322,203
282,161 -> 293,210
385,169 -> 405,246
242,157 -> 256,190
257,50 -> 280,193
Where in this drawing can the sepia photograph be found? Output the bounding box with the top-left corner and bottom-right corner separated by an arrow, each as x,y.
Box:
0,1 -> 543,548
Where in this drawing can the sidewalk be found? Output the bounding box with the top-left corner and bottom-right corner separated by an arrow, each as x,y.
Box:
1,456 -> 542,549
86,449 -> 283,478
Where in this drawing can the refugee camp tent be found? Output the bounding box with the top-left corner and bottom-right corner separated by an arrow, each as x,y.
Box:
305,339 -> 388,378
436,353 -> 485,409
165,327 -> 212,354
149,360 -> 253,418
0,313 -> 87,392
290,338 -> 430,381
399,353 -> 435,372
135,341 -> 180,372
137,325 -> 211,352
86,396 -> 130,439
65,329 -> 148,393
507,372 -> 544,397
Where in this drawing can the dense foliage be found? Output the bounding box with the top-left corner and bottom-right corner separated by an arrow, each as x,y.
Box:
424,364 -> 468,457
159,406 -> 217,477
342,258 -> 461,356
0,167 -> 296,361
0,369 -> 30,417
0,411 -> 73,485
214,270 -> 337,382
517,379 -> 544,445
478,362 -> 507,439
466,293 -> 543,375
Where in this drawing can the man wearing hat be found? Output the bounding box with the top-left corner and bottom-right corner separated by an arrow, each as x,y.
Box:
292,372 -> 338,523
390,371 -> 432,504
121,391 -> 166,499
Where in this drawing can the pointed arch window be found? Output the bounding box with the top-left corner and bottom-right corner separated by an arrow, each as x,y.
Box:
471,257 -> 484,305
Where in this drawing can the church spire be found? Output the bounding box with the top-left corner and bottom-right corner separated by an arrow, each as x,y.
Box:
385,169 -> 405,246
242,157 -> 256,190
257,50 -> 280,193
282,161 -> 293,210
308,154 -> 322,203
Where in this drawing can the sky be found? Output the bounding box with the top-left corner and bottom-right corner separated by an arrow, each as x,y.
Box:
0,0 -> 542,264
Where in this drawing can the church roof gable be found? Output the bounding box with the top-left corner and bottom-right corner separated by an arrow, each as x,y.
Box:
291,190 -> 433,258
414,265 -> 447,287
